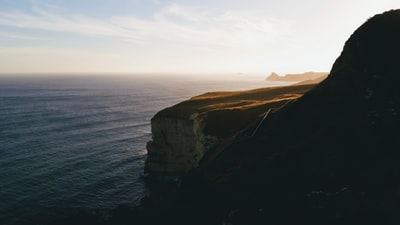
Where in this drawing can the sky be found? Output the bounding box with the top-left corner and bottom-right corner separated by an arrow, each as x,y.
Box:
0,0 -> 398,75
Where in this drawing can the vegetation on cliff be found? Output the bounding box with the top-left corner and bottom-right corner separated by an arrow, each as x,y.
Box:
145,83 -> 320,175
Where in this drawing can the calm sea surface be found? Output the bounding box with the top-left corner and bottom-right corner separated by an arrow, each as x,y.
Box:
0,74 -> 284,225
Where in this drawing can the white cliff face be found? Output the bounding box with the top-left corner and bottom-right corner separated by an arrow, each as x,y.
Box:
145,112 -> 220,175
144,84 -> 316,176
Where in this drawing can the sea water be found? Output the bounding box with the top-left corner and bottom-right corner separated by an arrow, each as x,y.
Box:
0,74 -> 284,225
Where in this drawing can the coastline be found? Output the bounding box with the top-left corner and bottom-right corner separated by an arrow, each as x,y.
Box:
6,8 -> 400,225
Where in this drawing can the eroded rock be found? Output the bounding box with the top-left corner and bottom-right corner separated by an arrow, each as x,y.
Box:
144,84 -> 319,175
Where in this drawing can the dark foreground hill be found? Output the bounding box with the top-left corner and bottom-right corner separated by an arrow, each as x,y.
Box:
183,9 -> 400,225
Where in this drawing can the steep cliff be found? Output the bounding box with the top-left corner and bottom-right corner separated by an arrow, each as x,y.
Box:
145,115 -> 210,175
145,84 -> 319,175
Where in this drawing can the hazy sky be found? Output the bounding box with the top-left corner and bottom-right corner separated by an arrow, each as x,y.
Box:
0,0 -> 398,75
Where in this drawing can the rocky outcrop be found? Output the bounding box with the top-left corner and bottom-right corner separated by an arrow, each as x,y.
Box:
145,84 -> 319,175
145,112 -> 220,175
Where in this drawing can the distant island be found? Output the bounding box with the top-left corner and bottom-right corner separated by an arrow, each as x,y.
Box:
266,71 -> 328,83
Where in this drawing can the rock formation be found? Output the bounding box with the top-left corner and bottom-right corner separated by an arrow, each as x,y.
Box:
144,84 -> 319,175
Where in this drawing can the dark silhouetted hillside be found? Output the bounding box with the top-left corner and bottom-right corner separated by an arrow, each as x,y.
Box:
183,9 -> 400,225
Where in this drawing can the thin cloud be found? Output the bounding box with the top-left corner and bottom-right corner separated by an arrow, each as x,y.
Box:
0,4 -> 294,51
0,9 -> 146,44
0,31 -> 44,40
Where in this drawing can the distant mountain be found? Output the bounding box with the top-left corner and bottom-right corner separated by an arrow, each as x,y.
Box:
266,71 -> 328,82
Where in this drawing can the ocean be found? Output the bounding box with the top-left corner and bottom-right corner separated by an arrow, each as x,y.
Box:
0,74 -> 283,225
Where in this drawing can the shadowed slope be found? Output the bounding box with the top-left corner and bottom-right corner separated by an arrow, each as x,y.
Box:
184,9 -> 400,224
